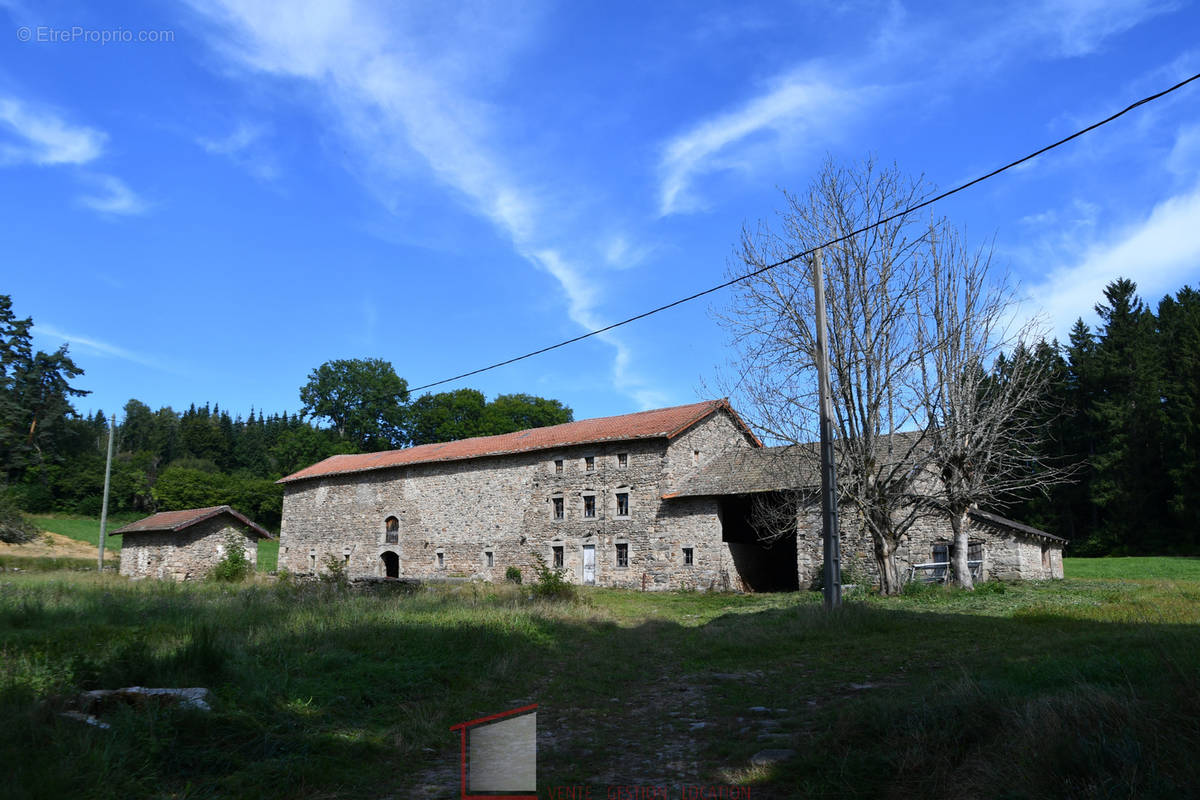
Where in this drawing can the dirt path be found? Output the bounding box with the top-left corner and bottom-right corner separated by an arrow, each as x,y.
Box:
407,668 -> 712,798
0,530 -> 117,561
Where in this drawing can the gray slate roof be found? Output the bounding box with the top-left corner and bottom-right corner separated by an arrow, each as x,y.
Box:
664,445 -> 818,498
664,442 -> 1066,545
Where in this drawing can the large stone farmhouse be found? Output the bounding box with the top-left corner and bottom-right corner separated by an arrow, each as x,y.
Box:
277,400 -> 1064,591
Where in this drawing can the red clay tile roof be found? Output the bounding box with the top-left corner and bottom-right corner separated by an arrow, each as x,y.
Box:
279,399 -> 760,484
113,505 -> 273,539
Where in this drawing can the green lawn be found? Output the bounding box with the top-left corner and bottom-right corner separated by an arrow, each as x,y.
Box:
1,566 -> 1199,799
28,513 -> 140,551
1064,555 -> 1200,580
256,538 -> 278,572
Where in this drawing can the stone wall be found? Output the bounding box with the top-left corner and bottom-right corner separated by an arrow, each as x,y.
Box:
278,409 -> 757,590
796,505 -> 1065,587
278,405 -> 1063,591
119,516 -> 259,581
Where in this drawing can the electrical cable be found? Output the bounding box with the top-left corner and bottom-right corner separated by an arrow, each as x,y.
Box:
409,70 -> 1200,393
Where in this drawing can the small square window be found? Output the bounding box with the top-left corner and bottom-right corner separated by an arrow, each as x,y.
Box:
554,459 -> 564,474
553,496 -> 564,520
616,542 -> 628,568
683,547 -> 694,566
583,495 -> 596,518
437,552 -> 445,568
584,456 -> 595,472
616,492 -> 629,517
485,551 -> 494,567
617,453 -> 628,468
553,546 -> 564,569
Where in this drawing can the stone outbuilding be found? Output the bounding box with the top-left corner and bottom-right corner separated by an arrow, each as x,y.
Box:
114,505 -> 271,581
276,400 -> 1065,591
666,444 -> 1066,588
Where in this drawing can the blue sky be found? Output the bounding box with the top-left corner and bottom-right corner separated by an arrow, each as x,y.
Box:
2,0 -> 1199,426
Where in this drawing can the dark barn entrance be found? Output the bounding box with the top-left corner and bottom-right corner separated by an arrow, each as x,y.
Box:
380,550 -> 399,578
719,493 -> 799,592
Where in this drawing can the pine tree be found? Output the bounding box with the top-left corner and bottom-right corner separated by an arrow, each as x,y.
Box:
1089,279 -> 1168,553
1157,287 -> 1200,552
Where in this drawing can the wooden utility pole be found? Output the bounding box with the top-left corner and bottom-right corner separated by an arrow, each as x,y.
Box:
813,249 -> 843,609
97,413 -> 115,572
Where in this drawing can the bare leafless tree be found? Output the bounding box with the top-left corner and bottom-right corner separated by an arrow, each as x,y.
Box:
717,157 -> 935,594
913,224 -> 1071,589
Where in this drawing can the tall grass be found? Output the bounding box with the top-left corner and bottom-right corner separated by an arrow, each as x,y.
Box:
0,568 -> 1198,798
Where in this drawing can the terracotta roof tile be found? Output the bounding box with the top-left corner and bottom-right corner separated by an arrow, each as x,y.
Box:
279,399 -> 759,484
113,505 -> 272,539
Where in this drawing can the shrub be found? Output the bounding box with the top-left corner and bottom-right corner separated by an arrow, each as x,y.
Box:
0,497 -> 38,544
505,566 -> 522,584
318,553 -> 350,592
901,579 -> 945,599
811,558 -> 870,591
530,552 -> 574,601
208,531 -> 252,582
974,578 -> 1008,595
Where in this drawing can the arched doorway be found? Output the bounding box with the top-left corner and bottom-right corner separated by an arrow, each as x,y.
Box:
380,550 -> 399,579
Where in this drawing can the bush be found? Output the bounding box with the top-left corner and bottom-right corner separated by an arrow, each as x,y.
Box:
530,552 -> 574,601
208,531 -> 252,582
505,566 -> 522,584
0,497 -> 38,544
318,553 -> 350,592
811,558 -> 870,591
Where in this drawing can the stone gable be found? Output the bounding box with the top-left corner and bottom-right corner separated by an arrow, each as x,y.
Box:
119,516 -> 259,581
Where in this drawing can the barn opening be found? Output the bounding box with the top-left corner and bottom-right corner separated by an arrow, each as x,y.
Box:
719,493 -> 798,592
380,550 -> 399,578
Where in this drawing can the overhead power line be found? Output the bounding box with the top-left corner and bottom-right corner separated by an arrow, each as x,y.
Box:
410,70 -> 1200,394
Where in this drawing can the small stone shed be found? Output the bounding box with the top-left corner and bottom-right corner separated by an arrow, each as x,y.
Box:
114,505 -> 271,581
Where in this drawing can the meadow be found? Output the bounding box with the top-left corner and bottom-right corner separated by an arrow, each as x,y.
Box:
0,560 -> 1197,799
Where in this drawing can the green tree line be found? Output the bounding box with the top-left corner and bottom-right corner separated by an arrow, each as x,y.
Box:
0,296 -> 572,532
1011,277 -> 1200,555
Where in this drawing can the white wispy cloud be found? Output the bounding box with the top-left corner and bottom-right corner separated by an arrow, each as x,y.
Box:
1026,180 -> 1200,338
0,96 -> 105,166
196,121 -> 279,180
657,1 -> 1173,218
77,174 -> 148,216
0,94 -> 147,217
657,71 -> 866,216
1027,0 -> 1174,58
37,324 -> 170,371
187,0 -> 667,407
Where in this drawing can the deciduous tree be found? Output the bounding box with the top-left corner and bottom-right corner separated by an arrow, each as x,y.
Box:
912,225 -> 1072,589
299,358 -> 409,450
721,158 -> 932,594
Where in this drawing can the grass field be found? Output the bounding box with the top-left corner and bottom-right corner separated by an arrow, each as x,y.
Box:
29,514 -> 140,552
1064,555 -> 1200,580
1,563 -> 1199,799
